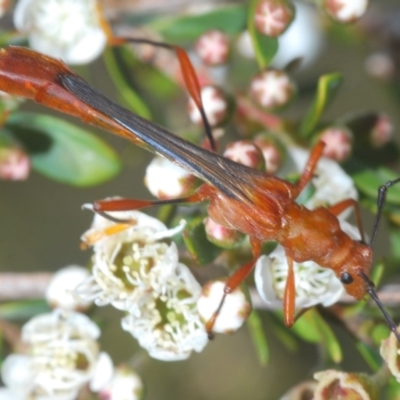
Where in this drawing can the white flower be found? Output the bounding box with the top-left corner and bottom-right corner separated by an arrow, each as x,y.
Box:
121,262 -> 208,361
46,265 -> 91,311
75,210 -> 186,311
197,280 -> 251,334
255,246 -> 344,310
255,220 -> 361,310
272,2 -> 325,69
238,3 -> 324,70
1,309 -> 113,399
13,0 -> 107,64
98,365 -> 144,400
77,209 -> 207,360
282,147 -> 357,216
145,156 -> 199,199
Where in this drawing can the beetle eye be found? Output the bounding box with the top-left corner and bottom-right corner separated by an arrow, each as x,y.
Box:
340,272 -> 354,284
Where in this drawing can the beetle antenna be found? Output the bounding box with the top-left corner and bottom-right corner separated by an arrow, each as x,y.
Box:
359,271 -> 400,343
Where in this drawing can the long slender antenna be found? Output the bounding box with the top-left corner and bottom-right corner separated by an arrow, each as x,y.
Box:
359,271 -> 400,343
370,178 -> 400,247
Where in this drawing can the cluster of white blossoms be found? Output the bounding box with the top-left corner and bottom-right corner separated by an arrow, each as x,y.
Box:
13,0 -> 107,64
74,209 -> 208,361
0,309 -> 114,400
255,146 -> 360,313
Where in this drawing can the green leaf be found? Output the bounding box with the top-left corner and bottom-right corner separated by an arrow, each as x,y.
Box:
352,167 -> 400,205
299,73 -> 343,138
247,0 -> 278,69
153,4 -> 248,42
270,313 -> 299,351
103,48 -> 151,119
247,310 -> 269,366
292,308 -> 342,363
0,300 -> 49,320
182,216 -> 222,265
355,342 -> 381,372
389,226 -> 400,261
7,112 -> 122,186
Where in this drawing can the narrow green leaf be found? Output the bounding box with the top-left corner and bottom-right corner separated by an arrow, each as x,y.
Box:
389,226 -> 400,261
247,310 -> 269,366
299,73 -> 343,138
312,311 -> 342,363
292,309 -> 342,363
248,0 -> 278,69
103,48 -> 151,119
355,342 -> 381,372
7,112 -> 121,186
270,313 -> 299,352
152,5 -> 248,42
182,216 -> 222,265
0,300 -> 49,320
352,167 -> 400,205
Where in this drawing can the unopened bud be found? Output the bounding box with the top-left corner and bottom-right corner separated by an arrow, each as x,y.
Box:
46,266 -> 91,311
370,113 -> 393,148
188,85 -> 230,127
365,53 -> 395,81
195,30 -> 230,66
254,0 -> 295,38
223,140 -> 265,170
250,69 -> 296,110
98,364 -> 144,400
0,146 -> 30,181
321,0 -> 369,24
318,126 -> 352,162
145,156 -> 200,199
204,216 -> 245,249
254,135 -> 283,174
197,280 -> 251,334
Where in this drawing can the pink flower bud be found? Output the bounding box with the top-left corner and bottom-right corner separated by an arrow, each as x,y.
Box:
204,216 -> 245,249
370,113 -> 393,148
250,69 -> 296,110
223,140 -> 265,170
0,147 -> 30,181
318,126 -> 352,162
188,85 -> 229,127
322,0 -> 369,24
195,30 -> 230,66
253,135 -> 283,174
254,0 -> 295,38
